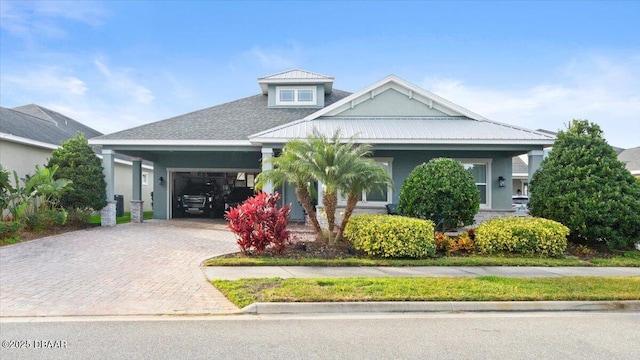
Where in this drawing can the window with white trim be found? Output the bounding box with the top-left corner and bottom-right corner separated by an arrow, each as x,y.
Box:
142,172 -> 149,186
458,160 -> 491,208
275,86 -> 316,105
338,158 -> 393,205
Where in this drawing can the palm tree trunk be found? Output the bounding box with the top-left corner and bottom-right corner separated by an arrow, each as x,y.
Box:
335,193 -> 358,243
323,191 -> 338,243
295,186 -> 322,239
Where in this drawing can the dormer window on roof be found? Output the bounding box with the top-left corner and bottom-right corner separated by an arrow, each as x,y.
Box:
276,86 -> 316,105
259,69 -> 334,108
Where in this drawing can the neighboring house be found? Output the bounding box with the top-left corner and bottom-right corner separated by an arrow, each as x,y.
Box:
512,156 -> 529,195
0,105 -> 154,212
618,147 -> 640,178
90,69 -> 554,225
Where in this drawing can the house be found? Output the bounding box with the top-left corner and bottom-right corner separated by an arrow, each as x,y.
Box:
618,147 -> 640,178
89,69 -> 555,226
0,105 -> 154,213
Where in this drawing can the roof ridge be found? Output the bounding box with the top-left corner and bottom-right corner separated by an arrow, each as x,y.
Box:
12,104 -> 55,123
258,68 -> 334,80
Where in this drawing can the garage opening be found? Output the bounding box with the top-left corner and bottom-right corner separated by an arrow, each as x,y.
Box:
172,171 -> 258,219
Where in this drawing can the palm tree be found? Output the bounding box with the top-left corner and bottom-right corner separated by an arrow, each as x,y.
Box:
255,142 -> 323,238
335,158 -> 393,242
296,129 -> 373,243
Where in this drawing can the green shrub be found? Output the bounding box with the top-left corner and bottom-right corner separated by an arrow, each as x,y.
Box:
344,214 -> 435,258
0,221 -> 22,240
65,208 -> 93,227
24,209 -> 68,232
529,120 -> 640,250
475,217 -> 569,257
398,158 -> 480,231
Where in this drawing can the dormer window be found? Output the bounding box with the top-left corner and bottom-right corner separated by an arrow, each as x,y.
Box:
275,86 -> 316,105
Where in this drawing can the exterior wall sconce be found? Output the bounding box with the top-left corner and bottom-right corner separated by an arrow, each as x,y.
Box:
158,176 -> 164,185
498,176 -> 506,188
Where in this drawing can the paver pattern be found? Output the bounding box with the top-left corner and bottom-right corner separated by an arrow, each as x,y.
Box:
0,219 -> 240,317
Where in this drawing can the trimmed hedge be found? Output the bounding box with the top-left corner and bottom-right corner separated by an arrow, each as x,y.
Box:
344,214 -> 435,258
475,217 -> 569,257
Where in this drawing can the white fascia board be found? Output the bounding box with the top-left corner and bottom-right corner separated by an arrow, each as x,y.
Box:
0,132 -> 59,150
248,118 -> 307,139
95,154 -> 154,169
89,139 -> 254,146
301,75 -> 489,121
254,137 -> 555,146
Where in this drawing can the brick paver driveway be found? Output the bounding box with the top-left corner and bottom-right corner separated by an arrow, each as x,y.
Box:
0,219 -> 240,317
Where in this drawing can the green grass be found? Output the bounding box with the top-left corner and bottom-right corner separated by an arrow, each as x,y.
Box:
89,211 -> 153,225
205,251 -> 640,267
212,276 -> 640,308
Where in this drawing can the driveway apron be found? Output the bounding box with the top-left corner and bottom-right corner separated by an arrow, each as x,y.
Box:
0,220 -> 240,317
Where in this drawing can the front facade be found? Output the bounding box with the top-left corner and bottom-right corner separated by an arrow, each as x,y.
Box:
90,70 -> 554,225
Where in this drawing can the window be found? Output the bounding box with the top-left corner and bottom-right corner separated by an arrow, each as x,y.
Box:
142,172 -> 149,186
275,86 -> 316,105
458,160 -> 491,208
338,158 -> 393,205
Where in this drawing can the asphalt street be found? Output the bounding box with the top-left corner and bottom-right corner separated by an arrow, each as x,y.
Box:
1,312 -> 638,359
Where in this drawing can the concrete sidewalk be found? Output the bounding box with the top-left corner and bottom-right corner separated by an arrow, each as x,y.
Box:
203,266 -> 640,280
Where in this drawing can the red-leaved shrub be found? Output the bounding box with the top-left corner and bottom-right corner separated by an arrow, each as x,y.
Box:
225,191 -> 291,254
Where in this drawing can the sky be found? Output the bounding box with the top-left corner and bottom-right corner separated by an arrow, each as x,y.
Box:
1,0 -> 639,148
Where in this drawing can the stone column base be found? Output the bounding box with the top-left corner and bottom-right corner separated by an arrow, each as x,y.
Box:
130,200 -> 144,223
101,201 -> 117,227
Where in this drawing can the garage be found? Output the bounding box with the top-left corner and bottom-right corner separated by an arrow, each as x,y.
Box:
171,170 -> 258,219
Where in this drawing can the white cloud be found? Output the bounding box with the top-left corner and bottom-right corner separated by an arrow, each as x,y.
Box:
94,58 -> 154,104
0,1 -> 109,40
1,66 -> 88,96
422,54 -> 640,148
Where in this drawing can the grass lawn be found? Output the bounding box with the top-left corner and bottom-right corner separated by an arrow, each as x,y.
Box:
89,211 -> 153,225
205,250 -> 640,267
212,276 -> 640,308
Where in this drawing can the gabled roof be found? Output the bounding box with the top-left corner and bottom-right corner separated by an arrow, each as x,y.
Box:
1,105 -> 102,146
618,146 -> 640,175
250,75 -> 556,146
512,156 -> 529,176
91,90 -> 351,145
258,69 -> 334,94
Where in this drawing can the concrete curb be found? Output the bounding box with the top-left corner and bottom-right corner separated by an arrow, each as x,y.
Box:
242,300 -> 640,314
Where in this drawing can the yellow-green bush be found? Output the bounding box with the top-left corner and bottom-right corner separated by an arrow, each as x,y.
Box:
344,214 -> 435,258
475,217 -> 569,257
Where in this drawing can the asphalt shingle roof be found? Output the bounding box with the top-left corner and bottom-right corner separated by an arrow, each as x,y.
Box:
512,157 -> 529,174
95,90 -> 352,141
1,106 -> 102,146
618,146 -> 640,173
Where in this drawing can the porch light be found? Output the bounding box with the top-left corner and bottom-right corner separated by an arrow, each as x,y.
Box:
159,176 -> 164,185
498,176 -> 506,188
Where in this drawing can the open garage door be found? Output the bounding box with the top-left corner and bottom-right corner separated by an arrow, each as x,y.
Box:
171,171 -> 258,219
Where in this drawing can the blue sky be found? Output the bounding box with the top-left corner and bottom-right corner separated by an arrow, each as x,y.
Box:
1,0 -> 639,148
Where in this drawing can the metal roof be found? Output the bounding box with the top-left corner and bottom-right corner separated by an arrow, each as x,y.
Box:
250,117 -> 556,145
258,69 -> 334,81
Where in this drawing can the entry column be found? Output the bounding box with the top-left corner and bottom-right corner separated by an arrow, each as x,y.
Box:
101,149 -> 116,226
131,158 -> 144,223
261,147 -> 274,193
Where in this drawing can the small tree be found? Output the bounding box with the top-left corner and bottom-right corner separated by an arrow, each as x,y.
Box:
398,158 -> 480,231
529,119 -> 640,249
47,133 -> 107,211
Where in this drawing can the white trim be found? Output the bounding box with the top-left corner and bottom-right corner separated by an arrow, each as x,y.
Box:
252,136 -> 555,146
95,154 -> 154,170
89,139 -> 254,146
0,132 -> 59,150
456,158 -> 493,209
275,86 -> 317,106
